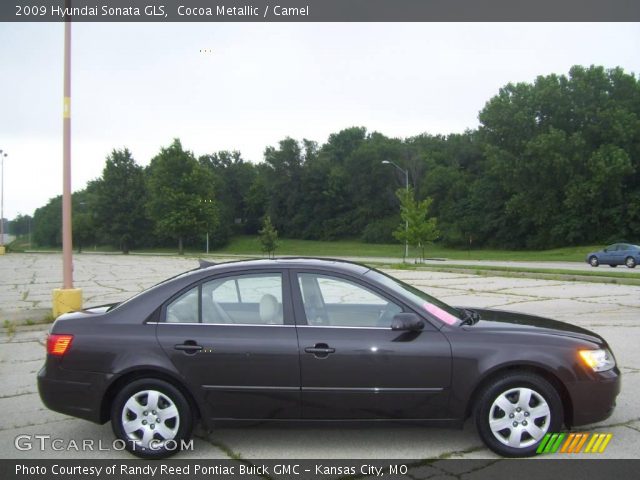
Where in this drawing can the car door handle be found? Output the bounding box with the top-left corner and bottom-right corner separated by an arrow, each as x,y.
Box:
174,341 -> 203,353
305,343 -> 335,357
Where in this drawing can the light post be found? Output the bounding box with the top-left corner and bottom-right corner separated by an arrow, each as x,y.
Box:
52,7 -> 83,318
0,150 -> 6,254
382,160 -> 409,261
200,199 -> 214,254
62,15 -> 73,288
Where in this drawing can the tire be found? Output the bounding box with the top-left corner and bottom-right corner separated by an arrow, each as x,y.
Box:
626,257 -> 636,269
609,265 -> 617,268
474,373 -> 563,457
589,256 -> 599,267
111,378 -> 194,459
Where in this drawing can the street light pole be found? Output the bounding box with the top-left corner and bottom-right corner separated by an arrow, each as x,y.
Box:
0,150 -> 6,251
52,6 -> 83,318
382,160 -> 409,261
200,198 -> 213,254
62,17 -> 73,289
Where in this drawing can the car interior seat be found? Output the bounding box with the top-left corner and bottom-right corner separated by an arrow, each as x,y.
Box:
259,293 -> 283,324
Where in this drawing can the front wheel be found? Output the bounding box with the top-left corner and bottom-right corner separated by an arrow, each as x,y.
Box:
626,257 -> 636,268
475,373 -> 563,457
111,378 -> 194,459
589,256 -> 599,267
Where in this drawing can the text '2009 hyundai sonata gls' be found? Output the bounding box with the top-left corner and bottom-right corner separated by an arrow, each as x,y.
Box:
38,258 -> 620,458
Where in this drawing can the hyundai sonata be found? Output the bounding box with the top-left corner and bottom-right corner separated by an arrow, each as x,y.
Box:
38,258 -> 620,458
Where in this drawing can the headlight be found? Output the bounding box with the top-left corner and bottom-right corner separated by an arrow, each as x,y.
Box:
579,349 -> 616,372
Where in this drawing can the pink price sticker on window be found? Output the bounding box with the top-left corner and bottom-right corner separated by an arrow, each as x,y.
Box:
423,302 -> 458,325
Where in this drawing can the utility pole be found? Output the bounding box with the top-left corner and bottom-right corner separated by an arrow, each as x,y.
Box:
53,5 -> 83,317
62,17 -> 73,288
0,150 -> 6,255
200,198 -> 214,254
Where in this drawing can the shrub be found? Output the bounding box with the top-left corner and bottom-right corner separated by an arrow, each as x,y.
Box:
361,216 -> 401,244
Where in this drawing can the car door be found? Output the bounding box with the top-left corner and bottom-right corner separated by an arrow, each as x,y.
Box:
155,270 -> 301,420
602,244 -> 619,264
615,244 -> 630,265
292,270 -> 452,420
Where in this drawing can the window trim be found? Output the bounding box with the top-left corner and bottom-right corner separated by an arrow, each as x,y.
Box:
154,322 -> 295,328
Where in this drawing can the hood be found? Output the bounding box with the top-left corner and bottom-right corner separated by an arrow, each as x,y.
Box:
459,307 -> 605,345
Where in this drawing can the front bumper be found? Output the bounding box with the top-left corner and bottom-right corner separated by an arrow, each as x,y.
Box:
567,367 -> 621,426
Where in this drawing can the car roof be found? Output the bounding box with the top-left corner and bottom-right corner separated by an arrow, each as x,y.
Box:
608,243 -> 639,249
194,257 -> 372,277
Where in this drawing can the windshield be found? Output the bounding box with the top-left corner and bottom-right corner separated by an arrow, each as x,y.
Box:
364,269 -> 462,326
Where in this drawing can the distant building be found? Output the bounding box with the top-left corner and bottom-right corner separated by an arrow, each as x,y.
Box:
1,234 -> 15,244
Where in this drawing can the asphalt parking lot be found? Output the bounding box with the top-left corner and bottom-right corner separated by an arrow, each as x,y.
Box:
0,253 -> 638,460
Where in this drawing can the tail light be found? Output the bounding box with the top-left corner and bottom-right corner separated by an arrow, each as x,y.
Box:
47,334 -> 74,356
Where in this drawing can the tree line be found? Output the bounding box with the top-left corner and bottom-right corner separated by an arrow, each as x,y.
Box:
14,65 -> 640,253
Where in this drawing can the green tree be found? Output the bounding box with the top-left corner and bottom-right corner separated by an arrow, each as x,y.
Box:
478,65 -> 640,248
146,139 -> 218,255
32,196 -> 62,247
258,215 -> 279,258
32,188 -> 98,249
9,214 -> 32,237
393,188 -> 439,262
73,186 -> 98,253
92,149 -> 150,253
262,138 -> 306,236
199,150 -> 257,243
242,163 -> 269,232
25,64 -> 640,252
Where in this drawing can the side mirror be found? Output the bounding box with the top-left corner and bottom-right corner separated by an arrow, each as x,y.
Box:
391,313 -> 425,332
604,248 -> 608,252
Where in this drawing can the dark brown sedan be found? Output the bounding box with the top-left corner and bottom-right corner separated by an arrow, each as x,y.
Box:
38,258 -> 620,458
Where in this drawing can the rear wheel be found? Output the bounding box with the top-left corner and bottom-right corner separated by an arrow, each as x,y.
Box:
589,256 -> 599,267
111,378 -> 194,459
475,373 -> 563,457
626,257 -> 636,268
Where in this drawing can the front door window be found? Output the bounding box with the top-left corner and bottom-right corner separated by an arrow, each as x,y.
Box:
297,273 -> 402,327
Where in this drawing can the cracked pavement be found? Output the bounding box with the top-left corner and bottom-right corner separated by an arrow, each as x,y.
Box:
0,253 -> 638,461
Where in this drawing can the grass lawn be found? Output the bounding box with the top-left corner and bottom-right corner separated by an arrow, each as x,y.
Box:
213,236 -> 600,263
13,234 -> 604,263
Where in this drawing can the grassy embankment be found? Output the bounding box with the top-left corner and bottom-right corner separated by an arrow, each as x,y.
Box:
10,234 -> 605,262
212,236 -> 600,262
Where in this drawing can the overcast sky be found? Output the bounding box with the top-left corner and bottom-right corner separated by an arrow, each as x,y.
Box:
0,22 -> 639,219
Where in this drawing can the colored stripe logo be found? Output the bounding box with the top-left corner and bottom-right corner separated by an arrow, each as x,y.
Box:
537,432 -> 612,454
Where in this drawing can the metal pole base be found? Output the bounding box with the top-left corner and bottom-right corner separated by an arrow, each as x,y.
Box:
52,288 -> 83,318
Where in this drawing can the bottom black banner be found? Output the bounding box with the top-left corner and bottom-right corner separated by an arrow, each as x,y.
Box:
2,459 -> 639,480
